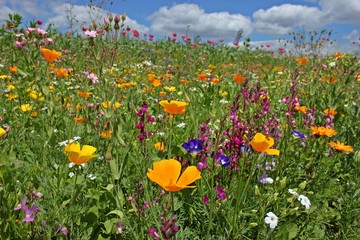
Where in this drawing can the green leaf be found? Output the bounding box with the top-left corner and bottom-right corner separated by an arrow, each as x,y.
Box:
107,210 -> 124,219
103,219 -> 113,234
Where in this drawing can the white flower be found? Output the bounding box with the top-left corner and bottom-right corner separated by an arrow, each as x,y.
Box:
264,212 -> 278,229
329,62 -> 336,67
87,174 -> 96,180
288,189 -> 299,196
69,172 -> 75,178
219,99 -> 229,104
264,177 -> 274,184
298,195 -> 311,209
177,122 -> 186,128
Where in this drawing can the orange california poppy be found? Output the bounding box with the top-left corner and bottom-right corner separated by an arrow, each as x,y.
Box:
64,142 -> 97,165
77,90 -> 93,98
324,108 -> 337,117
40,48 -> 62,62
295,57 -> 309,65
294,105 -> 307,114
159,100 -> 188,115
333,52 -> 342,59
328,141 -> 353,153
74,117 -> 87,123
233,75 -> 246,84
147,159 -> 201,192
250,133 -> 280,156
9,65 -> 18,73
197,73 -> 207,81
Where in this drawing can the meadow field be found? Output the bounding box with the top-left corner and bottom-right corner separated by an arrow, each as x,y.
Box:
0,13 -> 359,239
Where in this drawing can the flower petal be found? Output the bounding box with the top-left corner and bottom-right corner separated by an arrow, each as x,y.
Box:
264,149 -> 280,156
147,159 -> 181,191
176,166 -> 201,188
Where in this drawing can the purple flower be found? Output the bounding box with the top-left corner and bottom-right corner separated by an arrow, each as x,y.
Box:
148,227 -> 160,239
115,222 -> 124,234
59,224 -> 68,236
293,130 -> 306,139
216,186 -> 227,200
14,198 -> 26,211
22,205 -> 40,222
182,139 -> 203,156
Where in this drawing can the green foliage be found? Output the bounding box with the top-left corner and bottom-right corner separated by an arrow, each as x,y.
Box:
0,13 -> 359,240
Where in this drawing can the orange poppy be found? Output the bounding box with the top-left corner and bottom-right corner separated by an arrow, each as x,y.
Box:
233,75 -> 246,84
100,130 -> 113,139
250,133 -> 280,156
9,65 -> 18,73
294,105 -> 307,114
40,48 -> 62,62
295,57 -> 309,65
324,108 -> 337,117
64,142 -> 97,165
74,117 -> 87,123
77,90 -> 92,98
159,100 -> 188,115
147,159 -> 201,192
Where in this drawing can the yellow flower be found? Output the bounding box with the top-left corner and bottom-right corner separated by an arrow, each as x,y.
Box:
7,84 -> 15,90
0,75 -> 10,79
159,100 -> 188,115
250,133 -> 280,156
64,142 -> 97,165
20,104 -> 32,112
40,47 -> 62,62
147,159 -> 201,192
328,141 -> 354,153
154,142 -> 165,152
102,101 -> 122,109
164,86 -> 176,92
6,93 -> 17,100
0,127 -> 6,137
100,130 -> 112,139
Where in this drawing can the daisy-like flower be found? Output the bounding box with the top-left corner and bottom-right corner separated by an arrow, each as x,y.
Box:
311,126 -> 337,137
328,141 -> 354,153
264,212 -> 278,229
298,194 -> 311,209
147,159 -> 201,192
250,133 -> 280,156
324,108 -> 337,117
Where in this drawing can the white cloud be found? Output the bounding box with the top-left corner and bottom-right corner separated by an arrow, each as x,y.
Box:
253,4 -> 325,36
46,4 -> 148,34
149,3 -> 252,39
319,0 -> 360,25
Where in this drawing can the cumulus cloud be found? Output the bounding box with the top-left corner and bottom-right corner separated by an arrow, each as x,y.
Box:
319,0 -> 360,25
149,3 -> 252,39
253,4 -> 325,36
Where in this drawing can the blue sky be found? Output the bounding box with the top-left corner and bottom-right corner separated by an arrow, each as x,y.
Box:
1,0 -> 359,53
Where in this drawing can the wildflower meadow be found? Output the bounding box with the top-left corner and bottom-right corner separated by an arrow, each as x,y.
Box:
0,11 -> 360,240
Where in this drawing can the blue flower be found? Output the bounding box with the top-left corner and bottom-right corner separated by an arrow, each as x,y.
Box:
293,130 -> 306,139
182,139 -> 203,157
219,154 -> 230,167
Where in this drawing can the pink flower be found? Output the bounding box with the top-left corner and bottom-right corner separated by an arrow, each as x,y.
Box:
132,30 -> 139,38
233,41 -> 239,46
84,30 -> 98,38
